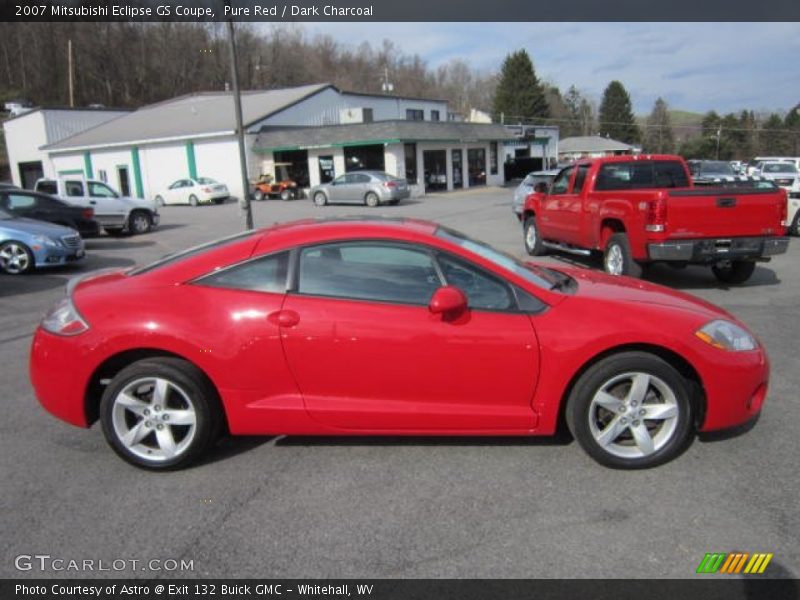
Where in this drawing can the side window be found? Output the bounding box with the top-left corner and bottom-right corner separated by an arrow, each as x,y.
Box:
572,165 -> 590,194
298,243 -> 441,305
7,193 -> 36,209
332,174 -> 347,185
169,180 -> 182,189
438,255 -> 515,311
37,181 -> 57,195
88,182 -> 117,198
550,167 -> 573,195
65,181 -> 84,197
197,252 -> 289,293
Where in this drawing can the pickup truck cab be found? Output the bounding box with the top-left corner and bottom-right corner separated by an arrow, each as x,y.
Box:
521,155 -> 790,284
34,177 -> 159,236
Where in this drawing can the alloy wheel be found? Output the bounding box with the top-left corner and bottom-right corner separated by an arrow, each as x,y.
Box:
605,244 -> 624,275
0,243 -> 31,274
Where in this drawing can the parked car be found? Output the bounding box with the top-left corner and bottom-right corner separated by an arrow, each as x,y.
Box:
154,177 -> 229,206
1,189 -> 100,238
35,177 -> 159,236
753,161 -> 800,235
0,207 -> 85,274
512,169 -> 559,218
30,218 -> 769,470
521,155 -> 790,283
252,163 -> 299,201
686,160 -> 735,182
310,171 -> 410,207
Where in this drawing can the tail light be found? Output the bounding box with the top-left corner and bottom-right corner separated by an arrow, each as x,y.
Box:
82,208 -> 94,219
779,189 -> 788,227
383,181 -> 397,189
202,187 -> 212,193
645,195 -> 667,232
41,297 -> 89,336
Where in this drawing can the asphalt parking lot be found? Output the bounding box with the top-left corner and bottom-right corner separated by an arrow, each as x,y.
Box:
2,187 -> 798,579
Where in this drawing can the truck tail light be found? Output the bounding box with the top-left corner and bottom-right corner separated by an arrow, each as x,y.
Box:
82,207 -> 94,219
779,189 -> 788,227
645,196 -> 667,232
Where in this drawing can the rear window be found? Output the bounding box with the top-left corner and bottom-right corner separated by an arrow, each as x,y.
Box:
129,230 -> 258,275
37,181 -> 57,195
595,161 -> 688,190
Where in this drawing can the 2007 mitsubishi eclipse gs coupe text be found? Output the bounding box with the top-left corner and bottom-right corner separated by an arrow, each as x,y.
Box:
30,217 -> 770,470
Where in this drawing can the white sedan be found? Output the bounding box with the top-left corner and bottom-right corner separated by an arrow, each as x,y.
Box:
154,178 -> 230,206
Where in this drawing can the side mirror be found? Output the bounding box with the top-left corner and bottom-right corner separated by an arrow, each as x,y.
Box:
429,286 -> 467,316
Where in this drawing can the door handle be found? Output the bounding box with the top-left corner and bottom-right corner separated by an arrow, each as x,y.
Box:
268,310 -> 300,327
89,200 -> 97,205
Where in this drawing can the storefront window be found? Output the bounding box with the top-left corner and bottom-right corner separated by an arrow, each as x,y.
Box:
318,155 -> 334,184
404,143 -> 417,184
343,144 -> 385,172
467,148 -> 486,187
490,142 -> 498,175
452,149 -> 463,189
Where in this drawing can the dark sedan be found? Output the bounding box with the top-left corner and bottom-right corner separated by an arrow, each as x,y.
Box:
1,189 -> 100,238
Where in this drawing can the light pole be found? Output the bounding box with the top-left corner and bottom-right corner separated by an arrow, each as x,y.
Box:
226,14 -> 254,231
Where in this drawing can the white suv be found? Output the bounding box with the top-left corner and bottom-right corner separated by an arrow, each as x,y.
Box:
35,178 -> 160,236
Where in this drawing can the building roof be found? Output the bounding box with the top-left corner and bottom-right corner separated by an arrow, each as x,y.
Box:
341,90 -> 447,104
558,135 -> 634,154
44,83 -> 333,152
253,120 -> 515,152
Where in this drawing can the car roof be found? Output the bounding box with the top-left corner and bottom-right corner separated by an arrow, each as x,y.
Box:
261,216 -> 437,237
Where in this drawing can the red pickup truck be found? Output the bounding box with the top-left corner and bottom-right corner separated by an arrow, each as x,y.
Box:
520,155 -> 790,283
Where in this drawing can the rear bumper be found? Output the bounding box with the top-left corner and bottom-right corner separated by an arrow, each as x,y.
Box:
648,237 -> 790,262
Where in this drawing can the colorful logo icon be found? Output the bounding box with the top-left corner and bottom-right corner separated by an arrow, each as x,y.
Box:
697,553 -> 773,574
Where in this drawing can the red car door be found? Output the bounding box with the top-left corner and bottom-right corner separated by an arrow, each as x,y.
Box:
539,166 -> 575,242
278,241 -> 540,432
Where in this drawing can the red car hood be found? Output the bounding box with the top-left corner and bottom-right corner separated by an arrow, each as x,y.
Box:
553,266 -> 730,320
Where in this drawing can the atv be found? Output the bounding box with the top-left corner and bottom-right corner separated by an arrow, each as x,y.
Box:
252,163 -> 300,201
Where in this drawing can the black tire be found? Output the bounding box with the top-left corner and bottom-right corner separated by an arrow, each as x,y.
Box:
128,210 -> 152,235
711,260 -> 756,284
99,358 -> 223,470
523,216 -> 545,256
154,195 -> 164,207
280,188 -> 293,201
189,194 -> 199,207
253,190 -> 265,202
365,192 -> 380,207
313,192 -> 327,207
0,240 -> 34,274
603,233 -> 642,278
790,210 -> 800,237
566,352 -> 694,469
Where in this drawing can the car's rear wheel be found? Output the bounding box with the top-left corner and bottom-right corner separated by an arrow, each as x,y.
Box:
100,358 -> 222,470
189,194 -> 199,207
365,192 -> 380,207
129,210 -> 152,235
566,352 -> 693,469
523,216 -> 544,256
603,233 -> 642,278
0,241 -> 34,274
711,260 -> 755,284
313,192 -> 327,207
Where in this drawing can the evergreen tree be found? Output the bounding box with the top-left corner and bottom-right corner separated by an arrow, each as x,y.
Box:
598,81 -> 640,144
492,49 -> 550,123
760,113 -> 791,155
785,104 -> 800,156
642,98 -> 675,153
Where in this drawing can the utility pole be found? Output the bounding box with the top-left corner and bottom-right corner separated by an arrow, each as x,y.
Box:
715,126 -> 722,160
67,39 -> 74,108
226,15 -> 253,231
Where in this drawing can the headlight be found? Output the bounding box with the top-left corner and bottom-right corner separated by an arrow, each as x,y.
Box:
33,235 -> 59,247
41,297 -> 89,336
695,319 -> 757,351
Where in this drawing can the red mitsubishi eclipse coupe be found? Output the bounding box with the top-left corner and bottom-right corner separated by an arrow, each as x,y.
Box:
30,218 -> 769,470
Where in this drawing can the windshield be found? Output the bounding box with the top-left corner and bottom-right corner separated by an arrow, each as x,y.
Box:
196,177 -> 217,184
436,226 -> 572,292
763,163 -> 797,174
0,207 -> 13,219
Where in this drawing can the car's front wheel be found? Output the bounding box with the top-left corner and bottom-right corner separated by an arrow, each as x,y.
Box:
0,241 -> 34,274
128,210 -> 152,235
100,358 -> 223,470
523,216 -> 544,256
566,352 -> 694,469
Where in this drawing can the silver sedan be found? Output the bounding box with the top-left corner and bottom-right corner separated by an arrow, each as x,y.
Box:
511,169 -> 559,219
310,171 -> 410,207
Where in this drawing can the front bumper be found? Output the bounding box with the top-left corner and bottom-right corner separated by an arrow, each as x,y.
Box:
648,237 -> 790,263
33,243 -> 86,268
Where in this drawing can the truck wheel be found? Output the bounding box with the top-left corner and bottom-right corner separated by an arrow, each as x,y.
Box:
604,233 -> 642,278
791,211 -> 800,237
129,211 -> 152,235
523,216 -> 545,256
712,260 -> 755,284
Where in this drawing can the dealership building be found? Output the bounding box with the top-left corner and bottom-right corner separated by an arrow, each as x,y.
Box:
5,83 -> 519,200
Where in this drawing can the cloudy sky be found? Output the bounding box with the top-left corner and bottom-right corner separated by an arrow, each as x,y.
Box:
302,22 -> 800,115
